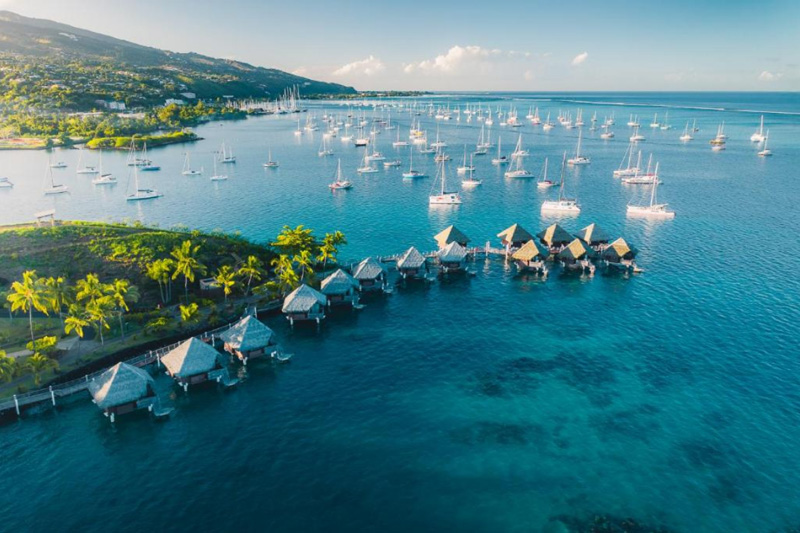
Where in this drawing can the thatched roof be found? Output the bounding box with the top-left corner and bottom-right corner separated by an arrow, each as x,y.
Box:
603,238 -> 637,261
162,338 -> 221,378
512,240 -> 550,262
537,224 -> 573,246
497,223 -> 534,245
397,246 -> 426,269
558,238 -> 595,261
88,362 -> 153,409
576,223 -> 611,245
282,284 -> 326,313
220,315 -> 275,351
352,257 -> 385,280
321,269 -> 358,295
434,225 -> 470,248
438,241 -> 467,262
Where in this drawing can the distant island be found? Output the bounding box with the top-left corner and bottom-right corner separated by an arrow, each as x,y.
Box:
0,10 -> 356,149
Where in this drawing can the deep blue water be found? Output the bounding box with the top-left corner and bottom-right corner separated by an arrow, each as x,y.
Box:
1,92 -> 799,532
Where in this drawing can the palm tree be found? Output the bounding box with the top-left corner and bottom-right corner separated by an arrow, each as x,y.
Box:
108,279 -> 139,341
171,240 -> 206,303
25,352 -> 58,387
214,265 -> 236,304
294,249 -> 316,284
273,225 -> 315,257
0,350 -> 18,384
270,255 -> 300,296
317,231 -> 347,271
75,273 -> 105,306
7,270 -> 50,345
86,297 -> 114,345
179,303 -> 201,325
238,255 -> 263,295
64,307 -> 90,339
44,276 -> 71,328
146,258 -> 174,304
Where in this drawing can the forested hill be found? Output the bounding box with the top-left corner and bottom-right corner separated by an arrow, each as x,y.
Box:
0,10 -> 355,110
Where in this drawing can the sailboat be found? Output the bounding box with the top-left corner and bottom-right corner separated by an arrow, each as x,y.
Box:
567,129 -> 590,165
626,168 -> 674,218
263,147 -> 279,168
491,136 -> 509,165
474,125 -> 489,155
541,153 -> 580,214
91,152 -> 116,185
757,130 -> 773,157
511,134 -> 530,159
0,177 -> 13,188
329,159 -> 353,190
461,154 -> 482,188
219,142 -> 236,163
542,112 -> 554,131
649,113 -> 660,129
679,122 -> 693,142
402,147 -> 426,179
76,149 -> 99,174
622,155 -> 660,185
126,142 -> 161,200
365,133 -> 385,161
660,112 -> 672,130
600,124 -> 615,139
182,152 -> 203,175
613,144 -> 641,177
354,126 -> 369,147
392,129 -> 408,147
457,145 -> 474,174
504,147 -> 534,178
537,157 -> 555,189
139,143 -> 160,171
627,114 -> 640,127
210,155 -> 228,181
318,136 -> 334,157
357,152 -> 379,174
434,148 -> 451,163
630,126 -> 646,143
710,123 -> 726,150
294,118 -> 302,136
43,161 -> 69,195
750,115 -> 766,143
431,125 -> 447,148
429,160 -> 462,205
50,160 -> 67,169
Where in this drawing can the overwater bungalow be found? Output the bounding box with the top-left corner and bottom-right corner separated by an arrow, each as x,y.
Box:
511,240 -> 550,275
321,268 -> 360,307
557,238 -> 597,274
161,337 -> 226,391
396,246 -> 428,280
220,315 -> 278,364
434,225 -> 470,249
537,223 -> 574,253
497,223 -> 534,253
88,362 -> 156,422
575,223 -> 611,252
602,237 -> 639,273
352,257 -> 387,292
282,283 -> 327,326
437,241 -> 469,273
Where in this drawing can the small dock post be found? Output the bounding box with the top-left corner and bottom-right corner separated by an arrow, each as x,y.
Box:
13,394 -> 19,417
49,386 -> 56,407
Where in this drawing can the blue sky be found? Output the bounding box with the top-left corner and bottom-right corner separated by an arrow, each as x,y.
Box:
1,0 -> 798,91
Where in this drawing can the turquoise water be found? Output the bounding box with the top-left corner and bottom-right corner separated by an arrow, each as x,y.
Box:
1,92 -> 799,532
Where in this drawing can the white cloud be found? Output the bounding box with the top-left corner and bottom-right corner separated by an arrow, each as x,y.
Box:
404,45 -> 533,76
758,70 -> 782,82
571,52 -> 589,66
332,55 -> 385,77
291,67 -> 308,76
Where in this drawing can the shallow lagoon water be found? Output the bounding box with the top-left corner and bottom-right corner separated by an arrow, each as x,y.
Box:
1,92 -> 799,532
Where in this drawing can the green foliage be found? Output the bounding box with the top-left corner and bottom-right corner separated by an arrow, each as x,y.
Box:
144,316 -> 172,335
179,303 -> 200,325
25,336 -> 58,356
24,353 -> 58,387
0,351 -> 19,383
214,265 -> 236,303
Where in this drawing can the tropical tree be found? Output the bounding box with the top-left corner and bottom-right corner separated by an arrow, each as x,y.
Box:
170,240 -> 206,303
214,265 -> 236,304
64,307 -> 90,339
75,273 -> 105,306
179,303 -> 201,325
0,351 -> 18,384
86,297 -> 115,345
270,255 -> 300,295
318,230 -> 347,270
25,352 -> 58,387
44,276 -> 72,328
273,225 -> 315,257
294,249 -> 316,284
107,279 -> 139,341
237,255 -> 263,295
6,270 -> 50,345
145,258 -> 174,304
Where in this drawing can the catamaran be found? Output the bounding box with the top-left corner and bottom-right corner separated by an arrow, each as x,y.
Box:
456,145 -> 474,174
757,130 -> 772,157
567,129 -> 590,165
491,136 -> 509,165
354,126 -> 369,147
461,154 -> 481,188
402,147 -> 426,179
263,147 -> 279,168
76,149 -> 99,174
751,115 -> 766,143
626,168 -> 674,218
613,144 -> 641,178
429,160 -> 462,205
679,122 -> 693,142
219,142 -> 236,163
329,159 -> 353,190
91,153 -> 116,185
182,152 -> 203,175
126,143 -> 161,200
541,153 -> 580,214
622,155 -> 660,185
43,162 -> 68,195
210,155 -> 228,181
537,157 -> 555,189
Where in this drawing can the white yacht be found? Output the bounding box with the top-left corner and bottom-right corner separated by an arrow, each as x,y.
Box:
649,113 -> 660,129
537,157 -> 555,189
263,148 -> 279,168
613,144 -> 641,178
126,144 -> 162,200
750,115 -> 766,143
402,147 -> 426,180
757,130 -> 772,157
567,130 -> 590,165
392,129 -> 408,147
182,153 -> 204,175
511,134 -> 530,159
461,155 -> 482,188
357,152 -> 379,174
491,136 -> 509,165
626,171 -> 674,219
679,122 -> 693,142
43,162 -> 68,195
50,161 -> 67,169
541,153 -> 580,214
429,160 -> 462,205
622,156 -> 661,185
219,142 -> 236,163
92,153 -> 116,185
456,146 -> 474,174
329,159 -> 353,190
318,136 -> 334,157
76,149 -> 99,174
0,177 -> 13,188
630,126 -> 646,143
209,156 -> 228,181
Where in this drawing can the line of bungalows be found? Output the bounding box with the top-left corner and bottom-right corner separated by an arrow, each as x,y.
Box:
88,314 -> 282,421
